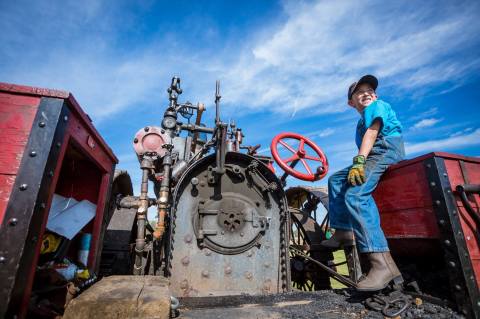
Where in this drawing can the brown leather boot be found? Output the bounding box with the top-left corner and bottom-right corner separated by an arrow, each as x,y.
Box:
356,251 -> 403,291
320,230 -> 355,249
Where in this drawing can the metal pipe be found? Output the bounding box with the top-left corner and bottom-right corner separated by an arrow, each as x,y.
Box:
134,162 -> 150,275
180,123 -> 214,134
190,103 -> 205,153
154,153 -> 173,240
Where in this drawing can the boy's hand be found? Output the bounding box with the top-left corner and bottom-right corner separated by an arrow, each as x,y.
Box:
348,155 -> 366,185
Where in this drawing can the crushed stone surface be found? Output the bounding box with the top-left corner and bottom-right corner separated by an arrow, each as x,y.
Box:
177,289 -> 464,319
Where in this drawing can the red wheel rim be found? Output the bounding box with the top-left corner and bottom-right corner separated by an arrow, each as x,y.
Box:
270,132 -> 328,181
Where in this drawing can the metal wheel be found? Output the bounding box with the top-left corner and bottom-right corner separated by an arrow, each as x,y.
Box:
287,186 -> 333,291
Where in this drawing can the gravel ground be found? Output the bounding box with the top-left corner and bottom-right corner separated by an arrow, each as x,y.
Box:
177,289 -> 464,319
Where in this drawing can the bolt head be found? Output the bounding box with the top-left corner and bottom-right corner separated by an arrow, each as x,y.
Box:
19,184 -> 28,191
29,151 -> 37,157
8,218 -> 18,226
191,177 -> 199,186
134,138 -> 138,143
180,280 -> 188,289
144,126 -> 150,132
39,121 -> 46,127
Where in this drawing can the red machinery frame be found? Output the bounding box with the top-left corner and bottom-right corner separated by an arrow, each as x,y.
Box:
375,152 -> 480,318
0,83 -> 118,317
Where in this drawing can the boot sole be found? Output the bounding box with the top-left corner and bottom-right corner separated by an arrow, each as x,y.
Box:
355,275 -> 404,292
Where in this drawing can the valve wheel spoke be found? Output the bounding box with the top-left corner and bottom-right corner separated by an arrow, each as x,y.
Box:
299,139 -> 305,152
304,154 -> 321,162
279,140 -> 297,154
283,154 -> 299,163
300,159 -> 313,175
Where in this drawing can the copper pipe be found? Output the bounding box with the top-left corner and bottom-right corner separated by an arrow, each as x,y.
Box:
190,102 -> 205,153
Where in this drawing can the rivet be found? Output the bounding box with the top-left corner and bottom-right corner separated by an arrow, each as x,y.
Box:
221,231 -> 225,235
225,266 -> 232,275
180,280 -> 188,289
144,127 -> 150,132
39,121 -> 46,127
245,272 -> 253,280
430,182 -> 436,187
240,232 -> 244,237
0,256 -> 5,264
19,184 -> 28,191
29,151 -> 37,157
181,256 -> 189,266
48,171 -> 54,177
8,218 -> 18,226
31,236 -> 38,243
448,261 -> 456,268
63,115 -> 68,122
444,240 -> 451,246
477,301 -> 480,307
134,138 -> 138,143
161,129 -> 165,134
467,236 -> 471,241
452,210 -> 457,215
447,190 -> 451,193
56,142 -> 61,148
184,234 -> 192,243
435,200 -> 441,206
40,203 -> 46,209
426,164 -> 431,168
247,251 -> 253,257
205,250 -> 211,256
443,173 -> 448,177
191,177 -> 199,186
264,263 -> 270,268
439,219 -> 446,226
201,270 -> 209,278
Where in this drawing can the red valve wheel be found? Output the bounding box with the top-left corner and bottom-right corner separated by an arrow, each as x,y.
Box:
270,132 -> 328,181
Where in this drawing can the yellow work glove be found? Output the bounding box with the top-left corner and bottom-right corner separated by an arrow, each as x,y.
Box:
348,155 -> 366,186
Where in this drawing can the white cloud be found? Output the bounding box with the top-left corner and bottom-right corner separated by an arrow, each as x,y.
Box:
305,128 -> 335,138
1,0 -> 480,122
413,118 -> 442,129
405,128 -> 480,155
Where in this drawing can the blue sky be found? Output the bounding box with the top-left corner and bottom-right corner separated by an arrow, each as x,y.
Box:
1,0 -> 480,194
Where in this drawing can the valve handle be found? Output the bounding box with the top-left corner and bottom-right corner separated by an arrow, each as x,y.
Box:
270,132 -> 328,181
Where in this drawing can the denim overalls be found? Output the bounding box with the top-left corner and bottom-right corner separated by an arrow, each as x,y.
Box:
328,100 -> 405,253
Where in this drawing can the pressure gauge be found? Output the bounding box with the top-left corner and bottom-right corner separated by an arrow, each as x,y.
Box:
162,117 -> 177,129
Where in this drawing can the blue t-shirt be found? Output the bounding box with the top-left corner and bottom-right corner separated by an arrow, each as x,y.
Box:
355,99 -> 402,148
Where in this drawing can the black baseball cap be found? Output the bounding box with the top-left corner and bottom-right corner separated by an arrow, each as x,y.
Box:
348,74 -> 378,100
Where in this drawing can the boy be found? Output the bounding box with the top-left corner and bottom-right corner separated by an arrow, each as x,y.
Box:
321,75 -> 405,291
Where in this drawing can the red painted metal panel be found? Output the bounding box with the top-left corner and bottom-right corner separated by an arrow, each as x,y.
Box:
374,154 -> 440,239
0,92 -> 40,223
444,158 -> 480,290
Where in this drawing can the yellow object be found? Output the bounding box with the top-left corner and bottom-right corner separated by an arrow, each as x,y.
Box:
40,233 -> 62,254
77,269 -> 90,280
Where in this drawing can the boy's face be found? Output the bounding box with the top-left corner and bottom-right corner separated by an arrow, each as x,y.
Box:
348,83 -> 377,112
